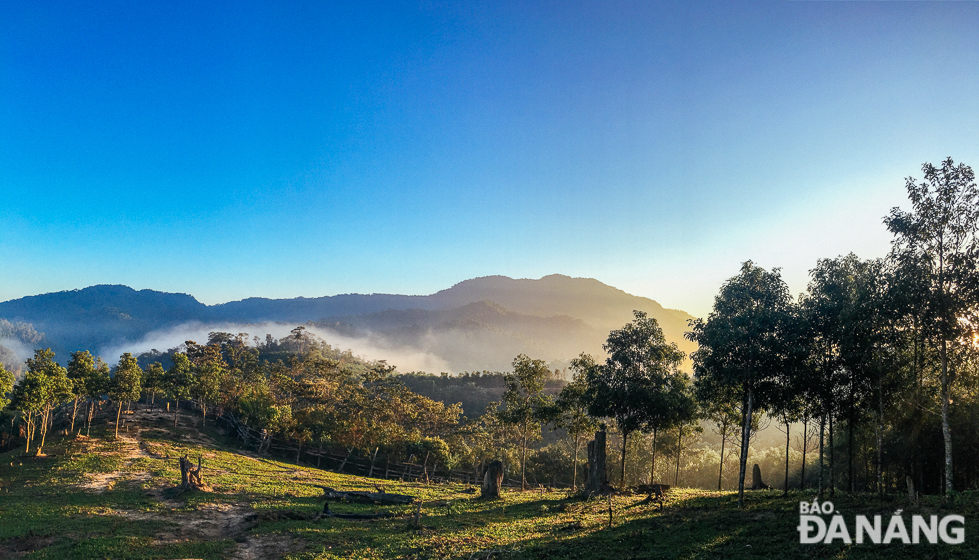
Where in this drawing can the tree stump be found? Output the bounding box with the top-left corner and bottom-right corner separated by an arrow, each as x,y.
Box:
906,476 -> 916,505
584,429 -> 610,496
179,455 -> 210,491
750,463 -> 769,490
481,460 -> 504,499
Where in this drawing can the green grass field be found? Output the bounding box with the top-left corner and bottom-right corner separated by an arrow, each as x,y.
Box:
1,408 -> 976,559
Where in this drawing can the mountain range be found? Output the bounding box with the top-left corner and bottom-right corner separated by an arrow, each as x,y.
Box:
0,275 -> 696,373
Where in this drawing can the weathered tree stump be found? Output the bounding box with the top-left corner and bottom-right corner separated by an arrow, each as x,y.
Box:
583,428 -> 610,496
637,484 -> 670,510
179,455 -> 210,491
481,460 -> 504,499
906,476 -> 916,505
750,463 -> 769,490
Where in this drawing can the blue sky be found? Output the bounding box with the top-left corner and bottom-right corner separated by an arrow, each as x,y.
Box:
2,1 -> 977,318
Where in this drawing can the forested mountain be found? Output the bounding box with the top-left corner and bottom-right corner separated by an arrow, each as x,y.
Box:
0,275 -> 694,372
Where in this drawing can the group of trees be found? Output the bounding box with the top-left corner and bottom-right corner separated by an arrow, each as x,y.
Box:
688,158 -> 979,504
0,159 -> 975,503
2,348 -> 136,453
0,328 -> 466,469
475,310 -> 697,492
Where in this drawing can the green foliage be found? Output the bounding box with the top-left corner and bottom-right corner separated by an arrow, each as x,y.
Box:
10,349 -> 72,453
586,311 -> 691,484
687,262 -> 793,506
142,361 -> 166,402
0,361 -> 13,411
885,158 -> 979,496
110,353 -> 143,403
496,354 -> 553,489
67,350 -> 96,394
404,436 -> 452,467
165,352 -> 194,403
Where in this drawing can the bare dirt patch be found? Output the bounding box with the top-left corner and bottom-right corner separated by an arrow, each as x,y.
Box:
230,534 -> 303,560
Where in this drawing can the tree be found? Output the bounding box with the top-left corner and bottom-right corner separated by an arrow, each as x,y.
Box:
0,362 -> 13,412
67,351 -> 96,433
192,360 -> 226,427
11,349 -> 72,455
109,353 -> 142,438
496,354 -> 552,490
10,372 -> 44,454
699,385 -> 742,491
556,354 -> 600,490
166,352 -> 194,428
83,358 -> 111,437
766,302 -> 810,496
884,158 -> 979,497
143,362 -> 166,406
587,310 -> 687,487
686,262 -> 792,507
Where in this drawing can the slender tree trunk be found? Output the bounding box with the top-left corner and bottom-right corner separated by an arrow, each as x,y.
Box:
86,400 -> 95,437
174,400 -> 180,428
24,412 -> 33,454
572,434 -> 580,489
783,420 -> 790,496
649,428 -> 658,484
877,360 -> 884,497
674,427 -> 682,487
848,389 -> 855,493
115,402 -> 123,438
521,429 -> 528,490
941,339 -> 953,497
620,430 -> 628,488
718,422 -> 727,491
737,385 -> 754,508
38,405 -> 51,454
818,413 -> 825,499
70,397 -> 79,433
800,418 -> 808,490
368,447 -> 379,477
829,413 -> 835,498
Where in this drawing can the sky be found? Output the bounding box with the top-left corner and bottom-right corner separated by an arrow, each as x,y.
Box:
2,1 -> 978,319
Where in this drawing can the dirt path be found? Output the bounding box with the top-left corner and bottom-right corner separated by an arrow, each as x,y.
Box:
76,407 -> 309,559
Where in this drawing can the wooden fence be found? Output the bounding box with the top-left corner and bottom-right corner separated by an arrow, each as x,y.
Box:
213,410 -> 542,488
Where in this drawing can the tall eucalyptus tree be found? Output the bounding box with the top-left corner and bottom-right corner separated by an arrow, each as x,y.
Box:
687,262 -> 792,507
884,158 -> 979,497
587,310 -> 687,487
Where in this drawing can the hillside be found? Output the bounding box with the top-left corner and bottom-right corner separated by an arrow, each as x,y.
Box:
0,275 -> 695,372
2,406 -> 973,559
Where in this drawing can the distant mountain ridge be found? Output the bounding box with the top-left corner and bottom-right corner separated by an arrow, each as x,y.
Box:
0,275 -> 696,372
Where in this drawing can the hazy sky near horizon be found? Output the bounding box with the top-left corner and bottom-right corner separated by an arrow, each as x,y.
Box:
2,1 -> 977,319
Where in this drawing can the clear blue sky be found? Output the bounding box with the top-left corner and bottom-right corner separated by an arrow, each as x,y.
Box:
2,1 -> 977,318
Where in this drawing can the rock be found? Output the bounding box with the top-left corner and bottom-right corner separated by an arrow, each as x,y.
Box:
583,429 -> 610,496
750,463 -> 769,490
481,460 -> 504,499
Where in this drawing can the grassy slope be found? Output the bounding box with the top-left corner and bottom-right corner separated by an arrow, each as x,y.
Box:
1,409 -> 976,559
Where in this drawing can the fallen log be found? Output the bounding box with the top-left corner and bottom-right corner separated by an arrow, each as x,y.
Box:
317,501 -> 397,521
317,486 -> 415,505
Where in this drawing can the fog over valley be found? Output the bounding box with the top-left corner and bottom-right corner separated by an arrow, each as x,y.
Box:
0,274 -> 695,375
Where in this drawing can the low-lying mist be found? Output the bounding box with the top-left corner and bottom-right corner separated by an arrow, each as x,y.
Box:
97,319 -> 585,375
98,322 -> 453,373
0,338 -> 31,374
